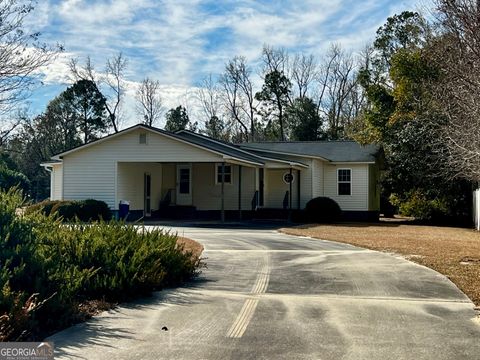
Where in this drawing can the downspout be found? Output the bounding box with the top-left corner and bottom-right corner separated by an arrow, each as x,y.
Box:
221,161 -> 225,223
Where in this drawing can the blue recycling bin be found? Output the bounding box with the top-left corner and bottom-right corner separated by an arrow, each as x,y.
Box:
119,200 -> 130,220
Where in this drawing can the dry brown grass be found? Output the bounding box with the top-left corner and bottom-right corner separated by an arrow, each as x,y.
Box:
177,236 -> 204,259
281,223 -> 480,306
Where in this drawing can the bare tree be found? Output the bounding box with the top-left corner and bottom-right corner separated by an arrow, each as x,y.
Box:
223,57 -> 258,140
0,1 -> 59,115
429,0 -> 480,182
313,45 -> 363,139
261,45 -> 289,75
136,77 -> 163,127
69,52 -> 127,132
220,61 -> 250,142
291,53 -> 317,99
196,74 -> 222,123
0,1 -> 60,150
105,53 -> 127,131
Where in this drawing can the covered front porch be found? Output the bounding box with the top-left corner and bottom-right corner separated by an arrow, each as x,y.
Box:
115,161 -> 304,221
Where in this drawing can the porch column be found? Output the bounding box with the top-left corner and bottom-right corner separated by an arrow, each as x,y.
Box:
238,165 -> 242,220
221,161 -> 225,223
288,167 -> 293,222
297,169 -> 301,210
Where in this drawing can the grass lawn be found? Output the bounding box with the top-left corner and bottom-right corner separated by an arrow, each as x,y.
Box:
281,222 -> 480,306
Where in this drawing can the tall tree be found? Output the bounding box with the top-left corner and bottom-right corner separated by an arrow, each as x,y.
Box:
355,10 -> 471,222
291,53 -> 317,100
204,115 -> 229,140
104,52 -> 128,132
287,97 -> 324,141
220,61 -> 249,141
0,1 -> 59,114
136,78 -> 163,127
255,70 -> 292,141
223,57 -> 257,140
69,53 -> 127,132
430,0 -> 480,183
164,106 -> 191,132
63,79 -> 108,143
196,74 -> 229,139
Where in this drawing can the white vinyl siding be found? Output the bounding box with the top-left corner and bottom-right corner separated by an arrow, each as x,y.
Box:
62,128 -> 225,209
263,157 -> 313,209
311,159 -> 324,198
264,169 -> 299,209
50,164 -> 63,200
192,163 -> 256,211
324,163 -> 369,211
368,164 -> 381,211
117,162 -> 162,211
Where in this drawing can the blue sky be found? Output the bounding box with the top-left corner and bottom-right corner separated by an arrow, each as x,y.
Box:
26,0 -> 420,126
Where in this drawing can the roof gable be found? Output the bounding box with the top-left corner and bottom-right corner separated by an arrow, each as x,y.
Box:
51,124 -> 265,166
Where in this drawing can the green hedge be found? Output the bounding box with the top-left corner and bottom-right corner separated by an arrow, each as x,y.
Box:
24,199 -> 61,215
25,199 -> 112,222
0,189 -> 201,341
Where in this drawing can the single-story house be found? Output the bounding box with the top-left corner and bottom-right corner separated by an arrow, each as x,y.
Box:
41,124 -> 381,221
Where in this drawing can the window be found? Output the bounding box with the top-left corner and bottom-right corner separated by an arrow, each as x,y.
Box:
139,133 -> 147,144
179,168 -> 190,194
337,169 -> 351,195
216,164 -> 232,184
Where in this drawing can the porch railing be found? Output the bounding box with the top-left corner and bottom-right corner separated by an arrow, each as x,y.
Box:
160,189 -> 173,209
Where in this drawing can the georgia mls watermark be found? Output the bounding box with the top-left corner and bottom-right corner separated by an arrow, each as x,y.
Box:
0,342 -> 54,360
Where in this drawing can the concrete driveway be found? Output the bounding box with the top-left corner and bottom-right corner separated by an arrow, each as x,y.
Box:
49,226 -> 480,359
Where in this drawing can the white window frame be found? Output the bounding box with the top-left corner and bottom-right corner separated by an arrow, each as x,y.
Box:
215,163 -> 233,185
337,168 -> 352,196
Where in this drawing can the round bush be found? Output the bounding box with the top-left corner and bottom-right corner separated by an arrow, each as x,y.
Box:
305,197 -> 342,223
51,201 -> 79,221
79,199 -> 112,221
50,199 -> 112,222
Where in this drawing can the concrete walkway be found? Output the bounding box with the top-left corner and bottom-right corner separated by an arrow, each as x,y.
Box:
49,226 -> 480,359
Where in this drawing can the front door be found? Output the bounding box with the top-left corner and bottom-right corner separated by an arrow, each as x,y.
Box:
144,173 -> 152,217
176,164 -> 192,205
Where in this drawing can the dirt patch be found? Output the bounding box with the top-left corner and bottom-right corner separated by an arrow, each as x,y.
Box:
281,223 -> 480,306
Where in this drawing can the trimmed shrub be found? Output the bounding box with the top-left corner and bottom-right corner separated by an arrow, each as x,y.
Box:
24,200 -> 61,216
389,190 -> 449,221
0,165 -> 30,192
50,201 -> 80,220
305,197 -> 342,223
77,199 -> 112,221
0,189 -> 201,341
48,199 -> 112,222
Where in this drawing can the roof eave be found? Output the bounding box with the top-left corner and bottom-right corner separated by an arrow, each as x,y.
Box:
330,161 -> 376,165
240,146 -> 331,162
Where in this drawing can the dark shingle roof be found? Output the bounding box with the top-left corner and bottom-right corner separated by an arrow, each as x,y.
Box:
174,130 -> 266,165
240,141 -> 379,162
51,124 -> 378,165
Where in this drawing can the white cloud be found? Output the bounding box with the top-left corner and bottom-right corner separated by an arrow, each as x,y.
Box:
28,0 -> 421,127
